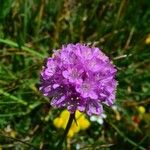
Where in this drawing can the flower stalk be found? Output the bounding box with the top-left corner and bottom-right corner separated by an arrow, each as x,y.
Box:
57,112 -> 75,149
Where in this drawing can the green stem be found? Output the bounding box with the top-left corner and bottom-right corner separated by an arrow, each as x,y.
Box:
56,112 -> 75,149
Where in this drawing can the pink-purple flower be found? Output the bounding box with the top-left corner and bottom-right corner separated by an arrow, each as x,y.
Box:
40,43 -> 117,116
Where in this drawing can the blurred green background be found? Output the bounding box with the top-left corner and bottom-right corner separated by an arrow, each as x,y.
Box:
0,0 -> 150,149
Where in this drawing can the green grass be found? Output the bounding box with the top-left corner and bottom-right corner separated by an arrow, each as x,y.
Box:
0,0 -> 150,149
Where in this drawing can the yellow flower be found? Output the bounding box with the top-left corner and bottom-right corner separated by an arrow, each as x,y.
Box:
60,110 -> 70,129
145,34 -> 150,44
138,106 -> 145,114
68,129 -> 74,138
53,110 -> 90,138
78,117 -> 90,130
53,118 -> 63,128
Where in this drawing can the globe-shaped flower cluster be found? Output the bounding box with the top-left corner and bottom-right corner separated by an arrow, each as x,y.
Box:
40,43 -> 117,116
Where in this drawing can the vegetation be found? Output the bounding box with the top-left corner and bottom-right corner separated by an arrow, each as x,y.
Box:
0,0 -> 150,149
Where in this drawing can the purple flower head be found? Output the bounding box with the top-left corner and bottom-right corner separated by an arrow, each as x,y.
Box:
40,43 -> 117,116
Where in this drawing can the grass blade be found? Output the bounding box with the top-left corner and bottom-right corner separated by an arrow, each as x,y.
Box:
0,88 -> 27,106
0,38 -> 45,58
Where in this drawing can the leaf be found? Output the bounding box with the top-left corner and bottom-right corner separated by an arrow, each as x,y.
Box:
0,0 -> 13,20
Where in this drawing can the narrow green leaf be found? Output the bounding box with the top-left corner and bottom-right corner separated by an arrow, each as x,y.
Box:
0,89 -> 28,105
0,38 -> 45,58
